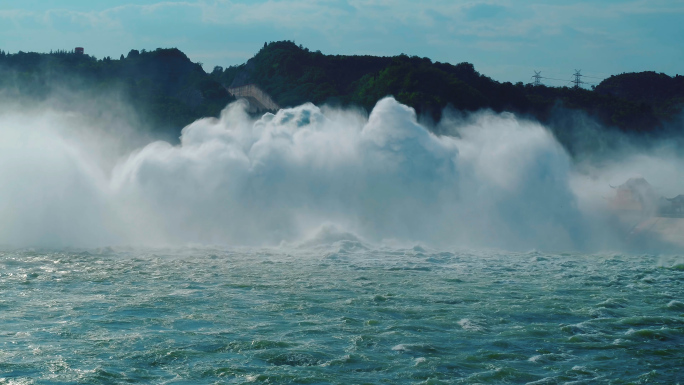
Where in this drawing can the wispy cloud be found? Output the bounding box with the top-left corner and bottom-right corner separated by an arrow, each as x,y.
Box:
3,1 -> 681,40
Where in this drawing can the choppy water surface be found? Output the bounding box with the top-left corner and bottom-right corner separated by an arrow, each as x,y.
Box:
1,244 -> 683,384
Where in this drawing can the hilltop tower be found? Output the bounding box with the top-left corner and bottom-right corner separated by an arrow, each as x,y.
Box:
532,71 -> 542,86
572,70 -> 583,89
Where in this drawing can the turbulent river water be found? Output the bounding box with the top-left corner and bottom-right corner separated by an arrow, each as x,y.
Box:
1,243 -> 683,384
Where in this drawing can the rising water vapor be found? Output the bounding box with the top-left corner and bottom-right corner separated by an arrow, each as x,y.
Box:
0,97 -> 679,251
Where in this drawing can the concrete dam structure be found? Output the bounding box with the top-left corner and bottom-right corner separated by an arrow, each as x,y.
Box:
227,84 -> 280,112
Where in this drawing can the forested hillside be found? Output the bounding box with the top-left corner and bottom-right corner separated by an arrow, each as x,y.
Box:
0,48 -> 233,136
1,41 -> 682,151
214,41 -> 682,134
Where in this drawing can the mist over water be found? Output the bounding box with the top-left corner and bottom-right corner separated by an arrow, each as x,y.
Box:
0,97 -> 681,251
2,95 -> 684,384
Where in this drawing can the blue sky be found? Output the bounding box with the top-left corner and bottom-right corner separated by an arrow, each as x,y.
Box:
0,0 -> 682,84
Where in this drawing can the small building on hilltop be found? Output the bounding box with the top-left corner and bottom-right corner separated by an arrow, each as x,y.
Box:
75,47 -> 84,55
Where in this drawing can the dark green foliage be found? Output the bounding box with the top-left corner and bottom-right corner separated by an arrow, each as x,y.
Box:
595,71 -> 684,118
1,41 -> 682,151
223,41 -> 681,135
219,40 -> 393,107
349,56 -> 489,120
0,47 -> 234,139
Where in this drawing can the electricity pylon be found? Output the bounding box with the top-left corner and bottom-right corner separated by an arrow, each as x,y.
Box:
532,71 -> 542,86
573,70 -> 584,89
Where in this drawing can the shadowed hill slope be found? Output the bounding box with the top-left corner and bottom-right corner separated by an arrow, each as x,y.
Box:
595,71 -> 684,118
213,41 -> 680,138
0,48 -> 234,138
1,43 -> 682,154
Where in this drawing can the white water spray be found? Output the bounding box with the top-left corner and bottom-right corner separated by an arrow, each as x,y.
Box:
0,97 -> 680,250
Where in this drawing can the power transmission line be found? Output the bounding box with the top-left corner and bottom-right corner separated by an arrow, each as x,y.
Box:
529,73 -> 572,84
542,77 -> 572,82
579,69 -> 612,76
530,69 -> 605,88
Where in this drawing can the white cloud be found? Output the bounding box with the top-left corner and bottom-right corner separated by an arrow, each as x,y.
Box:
3,1 -> 681,43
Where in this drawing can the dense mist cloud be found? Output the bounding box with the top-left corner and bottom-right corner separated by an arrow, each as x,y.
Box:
0,97 -> 682,251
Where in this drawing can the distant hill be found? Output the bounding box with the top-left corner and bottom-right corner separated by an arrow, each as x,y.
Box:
595,71 -> 684,118
0,48 -> 234,137
1,42 -> 683,152
213,41 -> 683,135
